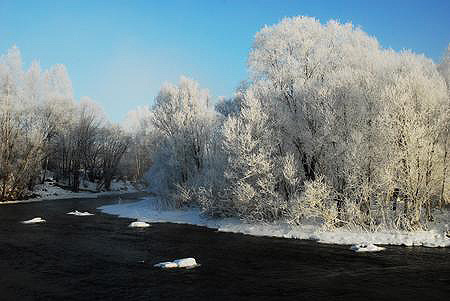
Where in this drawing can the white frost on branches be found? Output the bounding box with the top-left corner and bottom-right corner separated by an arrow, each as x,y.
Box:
145,17 -> 449,232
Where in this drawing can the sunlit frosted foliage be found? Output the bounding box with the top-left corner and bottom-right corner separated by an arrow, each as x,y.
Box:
147,76 -> 217,204
0,47 -> 47,200
0,46 -> 131,200
199,16 -> 449,229
120,106 -> 155,182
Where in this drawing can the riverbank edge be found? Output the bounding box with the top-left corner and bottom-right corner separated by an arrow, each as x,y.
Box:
99,197 -> 450,248
0,191 -> 152,205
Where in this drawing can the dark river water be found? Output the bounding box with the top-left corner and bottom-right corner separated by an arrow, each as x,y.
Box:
0,195 -> 449,300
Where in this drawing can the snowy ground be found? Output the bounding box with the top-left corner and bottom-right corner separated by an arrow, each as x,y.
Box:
1,180 -> 138,205
99,197 -> 450,248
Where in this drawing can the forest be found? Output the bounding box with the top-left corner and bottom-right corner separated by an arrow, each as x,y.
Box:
1,16 -> 449,232
0,46 -> 153,201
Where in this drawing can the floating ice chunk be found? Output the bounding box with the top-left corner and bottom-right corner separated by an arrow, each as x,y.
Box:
129,221 -> 150,228
173,258 -> 197,268
350,243 -> 385,252
154,258 -> 199,269
153,262 -> 178,268
67,210 -> 94,216
22,217 -> 46,224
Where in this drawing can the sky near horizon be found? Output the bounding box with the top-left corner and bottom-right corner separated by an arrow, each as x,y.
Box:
1,0 -> 449,122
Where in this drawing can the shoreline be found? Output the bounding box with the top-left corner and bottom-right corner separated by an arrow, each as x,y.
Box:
0,190 -> 152,205
99,197 -> 450,248
1,194 -> 447,300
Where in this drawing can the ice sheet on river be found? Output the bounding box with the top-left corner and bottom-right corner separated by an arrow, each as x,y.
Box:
99,198 -> 450,248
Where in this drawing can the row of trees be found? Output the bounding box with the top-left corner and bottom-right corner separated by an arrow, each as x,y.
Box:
147,17 -> 449,231
0,47 -> 150,202
2,17 -> 448,230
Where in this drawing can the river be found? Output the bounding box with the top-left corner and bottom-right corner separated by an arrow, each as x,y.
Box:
0,195 -> 449,300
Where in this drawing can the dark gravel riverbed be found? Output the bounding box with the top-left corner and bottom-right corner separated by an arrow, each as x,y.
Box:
0,195 -> 449,300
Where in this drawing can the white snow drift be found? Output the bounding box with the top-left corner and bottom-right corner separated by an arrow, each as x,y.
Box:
129,221 -> 150,228
99,197 -> 450,248
21,217 -> 46,224
154,258 -> 198,269
67,210 -> 94,216
1,180 -> 138,205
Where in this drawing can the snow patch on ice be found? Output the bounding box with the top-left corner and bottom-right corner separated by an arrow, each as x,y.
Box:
154,261 -> 178,269
350,244 -> 385,252
99,197 -> 450,248
174,258 -> 197,267
154,258 -> 198,269
67,210 -> 94,216
129,221 -> 150,228
22,217 -> 46,224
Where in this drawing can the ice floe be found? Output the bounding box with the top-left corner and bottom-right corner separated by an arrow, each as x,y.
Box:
154,258 -> 199,269
21,217 -> 46,224
67,210 -> 94,216
350,244 -> 385,252
129,221 -> 150,228
154,261 -> 178,269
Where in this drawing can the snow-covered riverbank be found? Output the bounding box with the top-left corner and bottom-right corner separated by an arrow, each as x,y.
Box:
99,197 -> 450,248
1,181 -> 139,205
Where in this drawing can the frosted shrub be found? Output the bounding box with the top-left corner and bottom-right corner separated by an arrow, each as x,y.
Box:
221,90 -> 290,222
300,176 -> 340,230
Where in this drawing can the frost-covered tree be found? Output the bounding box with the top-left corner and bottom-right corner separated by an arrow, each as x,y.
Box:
438,44 -> 450,89
0,46 -> 131,200
121,106 -> 155,182
96,125 -> 130,190
248,17 -> 383,183
36,64 -> 76,183
0,47 -> 46,201
49,97 -> 132,192
222,89 -> 291,221
214,81 -> 248,118
148,76 -> 217,205
437,44 -> 450,207
377,51 -> 448,228
213,16 -> 449,229
67,98 -> 106,191
230,17 -> 386,225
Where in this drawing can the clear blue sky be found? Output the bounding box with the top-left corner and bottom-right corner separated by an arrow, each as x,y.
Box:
1,0 -> 449,122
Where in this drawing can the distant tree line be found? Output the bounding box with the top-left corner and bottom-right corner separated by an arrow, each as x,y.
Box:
0,47 -> 152,201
